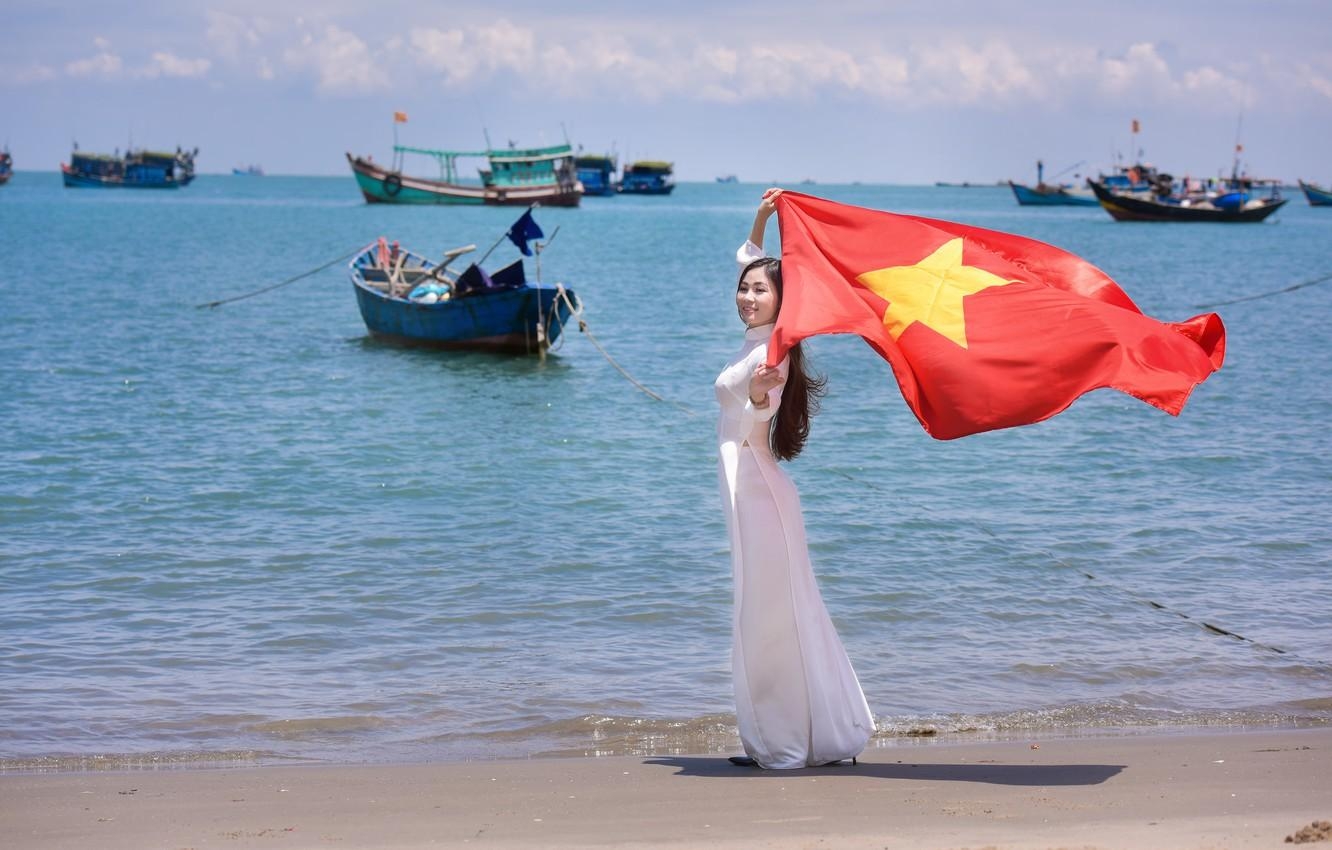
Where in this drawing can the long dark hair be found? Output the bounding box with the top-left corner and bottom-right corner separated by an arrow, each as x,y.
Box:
739,257 -> 826,461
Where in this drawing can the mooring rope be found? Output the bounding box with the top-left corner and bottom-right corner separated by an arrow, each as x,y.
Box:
1196,270 -> 1332,309
196,247 -> 362,309
828,467 -> 1330,669
554,285 -> 697,417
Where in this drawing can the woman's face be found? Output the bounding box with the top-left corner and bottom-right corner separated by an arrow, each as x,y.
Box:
737,268 -> 779,327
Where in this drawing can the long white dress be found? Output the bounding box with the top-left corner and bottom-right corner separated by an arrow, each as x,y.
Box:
715,241 -> 875,769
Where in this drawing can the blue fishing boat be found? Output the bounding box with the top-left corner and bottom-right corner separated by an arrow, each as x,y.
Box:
574,153 -> 617,196
619,160 -> 674,195
0,148 -> 11,185
61,146 -> 197,188
716,174 -> 738,183
1298,180 -> 1332,206
1008,160 -> 1098,206
348,212 -> 579,354
347,142 -> 582,206
232,164 -> 264,176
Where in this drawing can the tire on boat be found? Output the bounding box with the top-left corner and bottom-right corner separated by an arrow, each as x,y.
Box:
383,173 -> 403,197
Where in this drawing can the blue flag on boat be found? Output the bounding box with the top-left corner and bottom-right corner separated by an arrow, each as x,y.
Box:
506,209 -> 544,256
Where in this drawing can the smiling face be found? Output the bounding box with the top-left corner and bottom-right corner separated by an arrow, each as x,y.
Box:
737,265 -> 780,328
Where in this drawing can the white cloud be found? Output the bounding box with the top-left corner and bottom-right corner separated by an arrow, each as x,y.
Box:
1,64 -> 57,86
66,38 -> 123,78
206,11 -> 265,60
140,52 -> 212,79
283,24 -> 389,95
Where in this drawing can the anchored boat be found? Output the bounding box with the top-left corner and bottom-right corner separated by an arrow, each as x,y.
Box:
575,153 -> 618,196
1088,178 -> 1287,222
62,146 -> 197,188
619,160 -> 674,195
1298,180 -> 1332,207
0,148 -> 11,185
347,142 -> 583,206
348,211 -> 579,354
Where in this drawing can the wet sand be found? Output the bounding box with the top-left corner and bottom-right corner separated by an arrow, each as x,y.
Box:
4,728 -> 1329,849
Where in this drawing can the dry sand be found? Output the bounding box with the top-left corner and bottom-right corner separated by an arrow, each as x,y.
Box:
4,728 -> 1329,849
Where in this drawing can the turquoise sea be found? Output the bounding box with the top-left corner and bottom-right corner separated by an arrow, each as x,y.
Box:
2,174 -> 1330,770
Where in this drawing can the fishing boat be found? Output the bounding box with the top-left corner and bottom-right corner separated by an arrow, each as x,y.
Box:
348,211 -> 578,354
1088,178 -> 1287,222
1298,180 -> 1332,207
619,160 -> 674,195
232,164 -> 264,176
346,142 -> 582,206
574,153 -> 617,196
61,146 -> 197,188
1008,159 -> 1097,206
0,148 -> 11,185
1008,181 -> 1098,206
716,174 -> 738,183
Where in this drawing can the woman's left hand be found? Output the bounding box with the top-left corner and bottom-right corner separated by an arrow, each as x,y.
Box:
749,364 -> 784,404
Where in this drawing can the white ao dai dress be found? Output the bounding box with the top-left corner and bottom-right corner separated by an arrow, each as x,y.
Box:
714,241 -> 875,769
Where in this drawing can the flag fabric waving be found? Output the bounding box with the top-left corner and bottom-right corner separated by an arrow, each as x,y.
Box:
393,111 -> 409,123
505,208 -> 544,256
767,192 -> 1226,440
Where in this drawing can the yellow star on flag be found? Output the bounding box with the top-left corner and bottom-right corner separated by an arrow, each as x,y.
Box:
857,238 -> 1015,349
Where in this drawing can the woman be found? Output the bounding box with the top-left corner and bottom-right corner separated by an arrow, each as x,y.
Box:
714,188 -> 876,769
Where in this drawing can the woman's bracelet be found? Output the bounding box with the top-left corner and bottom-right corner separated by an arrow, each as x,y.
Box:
750,393 -> 769,408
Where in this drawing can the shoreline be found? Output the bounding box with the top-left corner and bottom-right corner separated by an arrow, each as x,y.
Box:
5,726 -> 1329,849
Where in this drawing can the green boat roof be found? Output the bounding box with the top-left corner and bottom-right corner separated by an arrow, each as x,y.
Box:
396,143 -> 574,163
627,160 -> 673,172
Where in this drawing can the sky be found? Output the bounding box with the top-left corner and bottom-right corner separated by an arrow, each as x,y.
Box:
3,0 -> 1331,183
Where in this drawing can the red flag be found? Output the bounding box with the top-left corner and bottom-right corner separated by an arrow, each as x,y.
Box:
1132,118 -> 1141,133
768,192 -> 1225,440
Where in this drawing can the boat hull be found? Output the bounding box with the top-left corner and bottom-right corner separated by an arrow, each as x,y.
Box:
1088,180 -> 1287,222
1008,181 -> 1099,206
61,165 -> 190,189
350,245 -> 575,354
1299,180 -> 1332,207
347,154 -> 582,207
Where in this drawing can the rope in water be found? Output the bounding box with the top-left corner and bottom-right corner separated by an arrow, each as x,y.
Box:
553,285 -> 697,417
196,247 -> 362,309
1196,270 -> 1332,309
828,467 -> 1330,669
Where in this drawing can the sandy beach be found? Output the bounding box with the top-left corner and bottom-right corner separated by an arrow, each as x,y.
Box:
4,728 -> 1329,849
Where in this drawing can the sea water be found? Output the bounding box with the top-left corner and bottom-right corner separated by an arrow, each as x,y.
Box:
1,174 -> 1329,769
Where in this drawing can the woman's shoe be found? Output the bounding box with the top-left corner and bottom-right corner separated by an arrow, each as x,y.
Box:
728,755 -> 759,767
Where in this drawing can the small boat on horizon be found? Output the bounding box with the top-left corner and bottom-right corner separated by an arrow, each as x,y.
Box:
619,160 -> 674,195
62,146 -> 197,189
575,153 -> 617,197
347,142 -> 583,206
0,148 -> 11,185
715,174 -> 738,183
1297,180 -> 1332,206
348,211 -> 578,354
232,164 -> 264,176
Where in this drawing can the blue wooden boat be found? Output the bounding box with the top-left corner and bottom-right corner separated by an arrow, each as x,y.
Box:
619,160 -> 674,194
347,142 -> 582,206
1298,180 -> 1332,206
0,148 -> 11,185
575,154 -> 617,196
232,164 -> 264,176
1008,160 -> 1098,206
62,146 -> 197,188
348,238 -> 578,353
1008,180 -> 1098,206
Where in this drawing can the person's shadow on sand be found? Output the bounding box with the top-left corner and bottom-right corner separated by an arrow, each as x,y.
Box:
643,756 -> 1124,786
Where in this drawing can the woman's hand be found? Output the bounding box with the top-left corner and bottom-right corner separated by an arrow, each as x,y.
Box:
749,363 -> 785,407
758,187 -> 783,219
